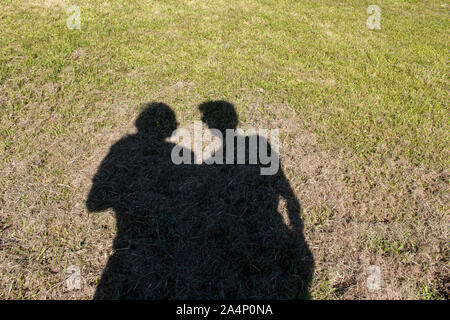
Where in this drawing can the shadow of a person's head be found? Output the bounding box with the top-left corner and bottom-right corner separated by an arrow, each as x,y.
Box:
198,100 -> 238,135
135,102 -> 178,139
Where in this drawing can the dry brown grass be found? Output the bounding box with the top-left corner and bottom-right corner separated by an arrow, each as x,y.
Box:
242,96 -> 449,299
1,87 -> 447,299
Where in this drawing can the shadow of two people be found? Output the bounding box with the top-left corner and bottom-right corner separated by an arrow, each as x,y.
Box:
86,100 -> 314,299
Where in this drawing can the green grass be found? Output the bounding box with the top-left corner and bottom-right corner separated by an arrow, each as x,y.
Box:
1,0 -> 448,170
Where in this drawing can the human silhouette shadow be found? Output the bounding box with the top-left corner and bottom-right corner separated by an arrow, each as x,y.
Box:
87,101 -> 314,299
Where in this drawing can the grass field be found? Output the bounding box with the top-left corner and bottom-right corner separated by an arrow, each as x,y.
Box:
0,0 -> 448,299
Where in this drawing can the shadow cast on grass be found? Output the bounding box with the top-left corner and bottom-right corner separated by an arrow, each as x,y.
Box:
86,101 -> 314,299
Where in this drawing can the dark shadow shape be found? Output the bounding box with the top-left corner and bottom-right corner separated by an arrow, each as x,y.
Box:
87,101 -> 314,299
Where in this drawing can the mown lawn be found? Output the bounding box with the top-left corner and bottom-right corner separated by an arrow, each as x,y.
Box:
0,0 -> 448,299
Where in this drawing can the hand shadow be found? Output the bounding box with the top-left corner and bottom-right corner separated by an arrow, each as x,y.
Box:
87,101 -> 314,299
